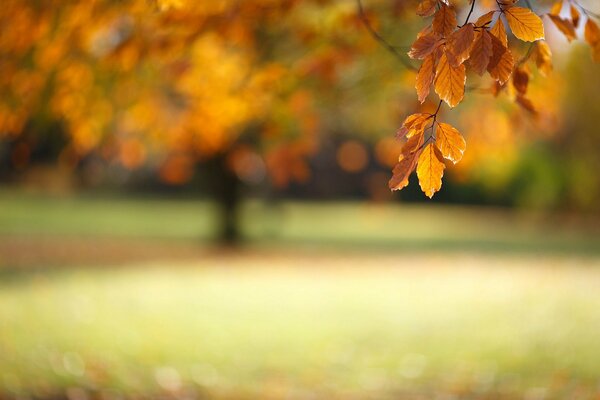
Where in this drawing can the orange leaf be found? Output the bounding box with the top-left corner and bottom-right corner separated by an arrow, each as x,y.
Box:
585,19 -> 600,62
389,133 -> 424,191
435,122 -> 466,163
504,6 -> 545,42
489,17 -> 508,46
445,23 -> 475,67
475,11 -> 496,27
433,3 -> 457,36
417,142 -> 445,198
548,14 -> 577,42
434,51 -> 466,108
416,55 -> 436,103
396,113 -> 431,139
487,34 -> 514,84
469,30 -> 493,75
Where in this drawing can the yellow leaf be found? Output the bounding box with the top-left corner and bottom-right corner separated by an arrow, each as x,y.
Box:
469,30 -> 493,75
434,51 -> 466,108
445,23 -> 475,67
550,0 -> 563,16
433,3 -> 457,36
487,34 -> 514,84
504,6 -> 545,42
548,14 -> 577,42
435,122 -> 466,163
416,55 -> 436,103
389,133 -> 424,191
417,142 -> 445,198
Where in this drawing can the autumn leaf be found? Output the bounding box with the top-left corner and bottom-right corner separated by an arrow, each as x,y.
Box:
487,34 -> 514,84
515,93 -> 537,114
548,15 -> 577,42
550,0 -> 563,16
416,54 -> 436,103
504,6 -> 545,42
475,11 -> 496,27
512,65 -> 530,95
408,33 -> 442,59
490,17 -> 508,46
433,3 -> 457,36
435,51 -> 466,108
534,40 -> 552,76
389,133 -> 424,190
435,122 -> 466,163
416,0 -> 438,17
585,19 -> 600,62
571,5 -> 581,28
417,142 -> 445,198
445,23 -> 475,67
469,30 -> 493,75
396,113 -> 431,139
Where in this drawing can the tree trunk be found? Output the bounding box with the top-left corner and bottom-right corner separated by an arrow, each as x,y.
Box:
208,153 -> 242,245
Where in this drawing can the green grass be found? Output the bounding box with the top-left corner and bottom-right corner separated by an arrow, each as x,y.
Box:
1,190 -> 600,254
2,191 -> 600,399
2,258 -> 600,399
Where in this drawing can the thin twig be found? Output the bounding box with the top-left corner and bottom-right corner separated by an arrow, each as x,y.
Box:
463,0 -> 477,26
356,0 -> 417,71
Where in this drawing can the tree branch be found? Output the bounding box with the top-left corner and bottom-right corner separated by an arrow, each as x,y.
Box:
356,0 -> 417,71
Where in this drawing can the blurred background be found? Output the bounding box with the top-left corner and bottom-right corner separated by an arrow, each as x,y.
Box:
1,0 -> 600,399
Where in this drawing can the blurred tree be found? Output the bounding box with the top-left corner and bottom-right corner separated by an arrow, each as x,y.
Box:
1,0 -> 599,241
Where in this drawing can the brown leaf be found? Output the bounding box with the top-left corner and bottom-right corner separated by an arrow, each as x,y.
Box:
417,0 -> 438,17
571,5 -> 581,28
469,29 -> 493,75
445,23 -> 475,67
504,6 -> 545,42
548,14 -> 577,42
433,3 -> 457,37
417,142 -> 445,198
434,51 -> 466,108
389,133 -> 424,190
435,122 -> 466,163
512,65 -> 530,95
487,34 -> 514,84
408,33 -> 442,59
515,93 -> 537,114
534,40 -> 552,76
416,55 -> 436,103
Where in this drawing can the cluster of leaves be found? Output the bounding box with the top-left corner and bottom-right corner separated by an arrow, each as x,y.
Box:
389,0 -> 600,198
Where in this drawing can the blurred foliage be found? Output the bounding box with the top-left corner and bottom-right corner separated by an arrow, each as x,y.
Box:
0,0 -> 599,209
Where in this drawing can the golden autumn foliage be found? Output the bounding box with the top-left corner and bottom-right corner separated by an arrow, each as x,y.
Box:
389,0 -> 600,198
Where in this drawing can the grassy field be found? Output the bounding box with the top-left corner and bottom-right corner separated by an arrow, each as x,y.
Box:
1,191 -> 600,399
